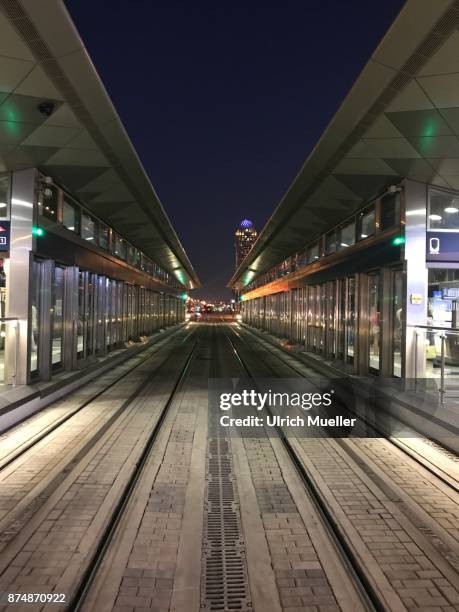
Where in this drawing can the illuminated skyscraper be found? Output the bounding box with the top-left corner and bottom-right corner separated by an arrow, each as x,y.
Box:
234,219 -> 257,269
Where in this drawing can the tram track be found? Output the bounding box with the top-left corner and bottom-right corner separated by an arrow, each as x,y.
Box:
238,323 -> 459,492
0,332 -> 199,611
225,324 -> 459,611
233,325 -> 459,553
224,329 -> 381,612
69,339 -> 199,611
0,328 -> 197,564
0,325 -> 192,473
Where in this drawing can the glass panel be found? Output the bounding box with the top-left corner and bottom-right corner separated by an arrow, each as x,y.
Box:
29,261 -> 41,374
98,223 -> 110,250
427,268 -> 459,378
337,278 -> 346,360
380,193 -> 400,231
0,174 -> 10,218
324,231 -> 337,255
368,274 -> 381,372
346,277 -> 355,363
113,234 -> 126,260
337,221 -> 355,250
81,213 -> 96,242
52,267 -> 64,368
327,281 -> 336,357
77,272 -> 85,358
357,206 -> 375,240
62,197 -> 79,233
39,184 -> 59,221
86,274 -> 95,356
307,243 -> 319,264
392,270 -> 404,377
428,188 -> 459,230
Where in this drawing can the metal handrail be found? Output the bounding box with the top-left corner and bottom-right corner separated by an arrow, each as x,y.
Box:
407,324 -> 459,333
408,324 -> 459,402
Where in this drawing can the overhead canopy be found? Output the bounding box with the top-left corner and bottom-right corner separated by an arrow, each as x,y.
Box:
0,0 -> 200,289
229,0 -> 459,290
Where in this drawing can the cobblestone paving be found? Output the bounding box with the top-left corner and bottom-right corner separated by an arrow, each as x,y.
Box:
112,386 -> 200,612
0,364 -> 184,608
0,341 -> 180,539
243,437 -> 340,612
298,437 -> 459,611
351,438 -> 459,543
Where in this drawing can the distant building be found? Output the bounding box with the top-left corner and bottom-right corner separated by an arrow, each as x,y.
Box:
234,219 -> 257,269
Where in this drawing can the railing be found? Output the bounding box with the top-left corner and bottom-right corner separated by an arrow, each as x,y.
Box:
409,324 -> 459,402
0,317 -> 19,386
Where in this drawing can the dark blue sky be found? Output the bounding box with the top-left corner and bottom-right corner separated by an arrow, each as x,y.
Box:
64,0 -> 405,299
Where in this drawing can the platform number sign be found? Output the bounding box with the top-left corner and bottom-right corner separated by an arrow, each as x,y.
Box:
0,221 -> 9,252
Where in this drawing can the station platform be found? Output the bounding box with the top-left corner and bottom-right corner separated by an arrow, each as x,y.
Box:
0,322 -> 457,612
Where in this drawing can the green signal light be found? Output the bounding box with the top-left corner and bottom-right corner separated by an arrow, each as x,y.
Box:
181,292 -> 188,301
391,236 -> 405,246
240,294 -> 246,301
32,226 -> 45,237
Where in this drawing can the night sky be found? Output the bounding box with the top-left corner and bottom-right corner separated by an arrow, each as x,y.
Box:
64,0 -> 405,300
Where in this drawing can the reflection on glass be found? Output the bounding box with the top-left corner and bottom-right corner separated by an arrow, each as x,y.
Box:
77,272 -> 85,357
357,207 -> 375,240
368,274 -> 380,372
81,214 -> 96,242
428,188 -> 459,230
52,267 -> 64,367
99,224 -> 110,250
30,261 -> 41,374
307,243 -> 319,263
324,231 -> 336,255
63,198 -> 79,233
39,184 -> 59,221
0,174 -> 10,218
346,277 -> 355,363
338,222 -> 355,250
381,193 -> 400,231
392,271 -> 404,377
426,268 -> 459,378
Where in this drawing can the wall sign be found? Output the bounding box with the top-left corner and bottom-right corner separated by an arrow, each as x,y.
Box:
426,231 -> 459,262
410,294 -> 423,305
0,221 -> 10,252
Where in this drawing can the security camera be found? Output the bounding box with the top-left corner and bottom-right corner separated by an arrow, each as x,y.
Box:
37,101 -> 55,117
44,188 -> 53,198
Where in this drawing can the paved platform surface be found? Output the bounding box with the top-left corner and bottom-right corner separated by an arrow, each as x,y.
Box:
0,323 -> 457,612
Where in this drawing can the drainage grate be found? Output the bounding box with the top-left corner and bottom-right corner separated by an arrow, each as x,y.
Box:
201,438 -> 251,611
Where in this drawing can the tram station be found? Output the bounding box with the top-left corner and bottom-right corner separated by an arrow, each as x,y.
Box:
0,1 -> 457,612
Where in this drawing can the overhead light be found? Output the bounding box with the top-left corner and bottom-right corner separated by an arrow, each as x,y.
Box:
86,236 -> 94,240
67,226 -> 75,230
360,233 -> 368,238
340,242 -> 349,247
429,214 -> 442,221
444,207 -> 458,213
406,208 -> 425,216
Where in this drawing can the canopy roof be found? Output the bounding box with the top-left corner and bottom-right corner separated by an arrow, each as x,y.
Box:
229,0 -> 459,289
0,0 -> 200,288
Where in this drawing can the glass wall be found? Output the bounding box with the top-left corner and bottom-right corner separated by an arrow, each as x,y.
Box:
62,197 -> 79,233
52,267 -> 64,369
357,206 -> 375,240
428,188 -> 459,230
0,174 -> 10,218
392,270 -> 404,377
28,258 -> 184,382
368,274 -> 381,373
